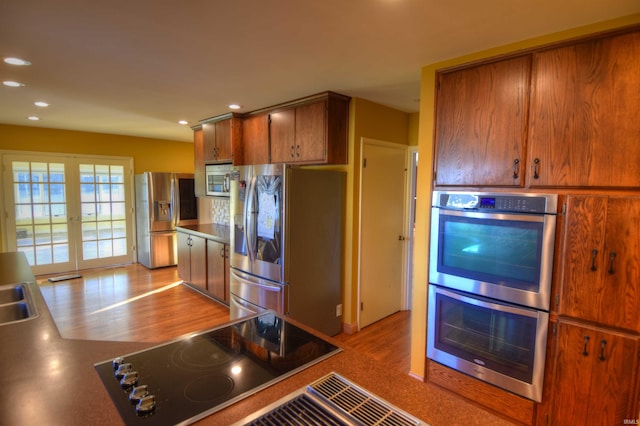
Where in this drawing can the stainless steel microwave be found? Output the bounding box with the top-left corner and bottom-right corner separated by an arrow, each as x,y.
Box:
205,164 -> 233,197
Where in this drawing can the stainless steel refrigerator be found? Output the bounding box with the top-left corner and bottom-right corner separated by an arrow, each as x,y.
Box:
229,164 -> 345,336
135,172 -> 198,269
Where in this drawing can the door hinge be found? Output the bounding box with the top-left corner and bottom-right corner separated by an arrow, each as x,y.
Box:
555,294 -> 559,306
561,203 -> 567,215
363,158 -> 367,168
360,302 -> 364,311
433,170 -> 437,181
552,322 -> 558,336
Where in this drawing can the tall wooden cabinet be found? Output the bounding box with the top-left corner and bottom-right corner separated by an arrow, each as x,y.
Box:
206,239 -> 229,303
434,27 -> 640,189
546,194 -> 640,425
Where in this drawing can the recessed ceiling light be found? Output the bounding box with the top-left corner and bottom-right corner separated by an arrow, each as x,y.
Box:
178,120 -> 189,125
4,57 -> 31,66
3,80 -> 25,87
27,116 -> 40,121
34,101 -> 50,107
228,104 -> 242,110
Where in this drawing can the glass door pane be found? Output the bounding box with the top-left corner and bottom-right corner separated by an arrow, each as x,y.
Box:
10,161 -> 73,273
78,163 -> 129,266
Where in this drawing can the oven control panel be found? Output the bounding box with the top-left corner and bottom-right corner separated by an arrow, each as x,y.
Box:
433,191 -> 557,214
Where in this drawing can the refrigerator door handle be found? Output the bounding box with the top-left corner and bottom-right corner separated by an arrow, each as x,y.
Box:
245,175 -> 257,263
171,174 -> 178,228
230,268 -> 281,292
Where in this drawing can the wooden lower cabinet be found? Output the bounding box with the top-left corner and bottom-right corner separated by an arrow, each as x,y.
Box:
177,232 -> 207,292
548,319 -> 640,425
206,239 -> 228,303
177,231 -> 229,304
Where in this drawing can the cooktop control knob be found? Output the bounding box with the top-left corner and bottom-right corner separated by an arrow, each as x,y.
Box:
112,357 -> 125,371
136,395 -> 156,416
114,363 -> 132,379
120,371 -> 139,389
129,385 -> 149,403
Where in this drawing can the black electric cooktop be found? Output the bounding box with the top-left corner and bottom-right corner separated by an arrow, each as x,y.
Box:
95,312 -> 340,426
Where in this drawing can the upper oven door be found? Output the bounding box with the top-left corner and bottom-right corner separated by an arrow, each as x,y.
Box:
429,207 -> 556,310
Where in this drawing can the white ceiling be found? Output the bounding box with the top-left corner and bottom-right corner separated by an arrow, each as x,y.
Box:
1,1 -> 638,142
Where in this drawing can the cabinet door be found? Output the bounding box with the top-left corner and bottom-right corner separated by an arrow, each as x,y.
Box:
559,195 -> 640,331
551,321 -> 640,426
434,55 -> 531,186
201,122 -> 218,162
189,235 -> 207,291
270,109 -> 295,163
193,129 -> 206,197
528,31 -> 640,187
215,119 -> 232,162
240,114 -> 269,165
176,232 -> 191,282
206,239 -> 225,301
295,101 -> 326,163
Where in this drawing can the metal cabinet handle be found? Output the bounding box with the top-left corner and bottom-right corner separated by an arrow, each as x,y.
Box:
582,335 -> 590,356
599,339 -> 607,361
533,158 -> 540,180
295,144 -> 300,158
512,159 -> 520,179
608,252 -> 616,274
590,249 -> 598,271
290,145 -> 295,158
220,247 -> 225,258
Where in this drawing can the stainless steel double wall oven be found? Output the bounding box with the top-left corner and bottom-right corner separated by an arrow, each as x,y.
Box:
427,191 -> 558,402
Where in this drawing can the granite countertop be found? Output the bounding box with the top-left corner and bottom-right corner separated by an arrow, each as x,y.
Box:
0,252 -> 514,426
176,223 -> 230,243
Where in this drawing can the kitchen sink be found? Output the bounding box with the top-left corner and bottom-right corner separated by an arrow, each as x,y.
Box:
0,283 -> 38,325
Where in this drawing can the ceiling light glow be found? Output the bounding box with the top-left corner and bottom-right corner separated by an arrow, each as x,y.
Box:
4,57 -> 31,66
3,80 -> 25,87
27,116 -> 40,121
228,104 -> 242,110
178,120 -> 189,125
34,101 -> 50,107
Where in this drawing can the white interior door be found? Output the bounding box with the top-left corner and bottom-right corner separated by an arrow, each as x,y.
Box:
359,139 -> 407,328
2,152 -> 134,275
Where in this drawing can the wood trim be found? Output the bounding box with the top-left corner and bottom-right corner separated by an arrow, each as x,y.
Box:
427,360 -> 535,425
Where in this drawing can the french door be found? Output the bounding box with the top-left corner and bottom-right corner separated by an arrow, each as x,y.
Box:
1,153 -> 134,275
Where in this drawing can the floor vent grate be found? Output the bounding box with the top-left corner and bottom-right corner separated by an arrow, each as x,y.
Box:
244,393 -> 347,426
309,373 -> 421,426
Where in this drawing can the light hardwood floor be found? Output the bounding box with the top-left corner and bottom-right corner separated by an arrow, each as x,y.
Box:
38,263 -> 411,372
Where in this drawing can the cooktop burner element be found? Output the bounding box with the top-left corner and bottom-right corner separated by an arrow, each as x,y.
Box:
95,312 -> 340,426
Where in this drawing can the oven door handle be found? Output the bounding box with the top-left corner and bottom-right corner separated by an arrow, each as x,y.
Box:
434,286 -> 540,319
439,208 -> 546,223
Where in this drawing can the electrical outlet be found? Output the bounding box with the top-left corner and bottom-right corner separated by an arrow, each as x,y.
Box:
335,304 -> 342,317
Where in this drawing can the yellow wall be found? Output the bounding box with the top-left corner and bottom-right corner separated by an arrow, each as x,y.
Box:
0,124 -> 195,251
410,14 -> 640,378
342,98 -> 411,330
0,124 -> 195,174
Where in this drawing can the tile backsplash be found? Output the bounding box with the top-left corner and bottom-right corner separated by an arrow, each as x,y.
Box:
198,197 -> 230,226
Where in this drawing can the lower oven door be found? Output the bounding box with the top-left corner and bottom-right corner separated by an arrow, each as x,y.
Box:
229,268 -> 287,320
427,285 -> 549,402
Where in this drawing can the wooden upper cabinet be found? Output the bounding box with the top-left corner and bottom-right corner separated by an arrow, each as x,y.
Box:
558,195 -> 640,332
550,320 -> 640,425
269,92 -> 350,165
269,108 -> 296,164
200,114 -> 241,164
434,55 -> 531,187
239,114 -> 269,165
528,30 -> 640,188
193,127 -> 206,197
